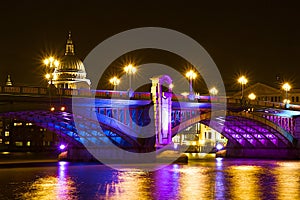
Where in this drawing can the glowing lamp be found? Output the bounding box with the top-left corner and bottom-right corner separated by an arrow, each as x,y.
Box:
59,144 -> 66,150
50,107 -> 55,112
216,143 -> 223,151
248,93 -> 256,100
45,73 -> 51,79
60,106 -> 66,111
186,70 -> 197,79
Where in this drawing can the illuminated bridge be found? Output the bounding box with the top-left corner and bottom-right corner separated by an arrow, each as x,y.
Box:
1,77 -> 300,160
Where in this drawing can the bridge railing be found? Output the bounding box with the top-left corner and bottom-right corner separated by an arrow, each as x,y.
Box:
0,85 -> 152,100
1,85 -> 300,110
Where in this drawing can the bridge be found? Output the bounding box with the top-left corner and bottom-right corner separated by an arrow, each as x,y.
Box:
1,75 -> 300,160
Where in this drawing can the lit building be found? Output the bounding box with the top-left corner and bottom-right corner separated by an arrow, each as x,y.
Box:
231,82 -> 300,104
52,32 -> 91,89
0,117 -> 63,151
172,123 -> 227,153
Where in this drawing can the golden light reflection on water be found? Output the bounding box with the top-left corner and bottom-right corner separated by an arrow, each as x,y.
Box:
22,162 -> 77,200
227,165 -> 263,200
10,160 -> 300,199
98,170 -> 152,200
274,161 -> 300,200
178,166 -> 213,199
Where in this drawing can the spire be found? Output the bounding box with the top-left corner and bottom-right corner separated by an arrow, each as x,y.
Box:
6,75 -> 12,86
65,31 -> 75,55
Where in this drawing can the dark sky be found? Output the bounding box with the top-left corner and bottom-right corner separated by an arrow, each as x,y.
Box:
0,0 -> 300,90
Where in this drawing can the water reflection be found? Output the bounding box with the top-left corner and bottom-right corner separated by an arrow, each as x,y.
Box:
275,161 -> 300,200
1,159 -> 300,199
227,165 -> 263,199
22,161 -> 77,200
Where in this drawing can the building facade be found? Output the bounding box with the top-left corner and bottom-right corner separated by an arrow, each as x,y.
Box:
0,117 -> 62,152
232,82 -> 300,105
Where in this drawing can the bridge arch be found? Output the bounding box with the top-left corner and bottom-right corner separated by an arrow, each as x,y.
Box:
0,111 -> 143,150
172,111 -> 297,149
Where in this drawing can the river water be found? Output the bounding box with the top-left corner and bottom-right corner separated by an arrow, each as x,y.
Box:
0,157 -> 300,200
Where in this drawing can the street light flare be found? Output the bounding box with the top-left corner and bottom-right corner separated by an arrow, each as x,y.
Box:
109,76 -> 120,85
186,70 -> 197,79
49,57 -> 54,62
45,73 -> 51,79
43,59 -> 49,65
248,93 -> 256,100
124,63 -> 136,74
54,60 -> 60,67
209,87 -> 218,95
282,82 -> 291,92
238,76 -> 248,85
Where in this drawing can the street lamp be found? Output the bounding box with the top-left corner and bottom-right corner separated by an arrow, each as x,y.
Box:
238,76 -> 248,99
124,64 -> 137,89
209,87 -> 218,96
44,56 -> 60,86
248,93 -> 256,100
282,82 -> 291,102
186,70 -> 197,95
109,76 -> 120,90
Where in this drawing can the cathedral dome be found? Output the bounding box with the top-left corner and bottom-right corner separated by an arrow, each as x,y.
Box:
53,32 -> 91,89
57,54 -> 85,72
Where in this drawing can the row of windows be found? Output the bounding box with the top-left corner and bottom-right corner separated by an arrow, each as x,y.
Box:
0,140 -> 53,146
257,96 -> 300,103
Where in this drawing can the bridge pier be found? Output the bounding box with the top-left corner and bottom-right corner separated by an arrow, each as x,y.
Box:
151,75 -> 173,148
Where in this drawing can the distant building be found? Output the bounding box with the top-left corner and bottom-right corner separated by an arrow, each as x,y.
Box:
0,118 -> 62,151
172,123 -> 227,153
52,32 -> 91,89
231,82 -> 300,104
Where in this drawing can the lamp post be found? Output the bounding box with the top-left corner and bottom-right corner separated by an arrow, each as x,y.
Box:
238,76 -> 248,99
124,64 -> 136,97
109,76 -> 120,90
44,56 -> 60,86
186,70 -> 197,95
209,87 -> 218,96
124,64 -> 137,90
282,82 -> 291,105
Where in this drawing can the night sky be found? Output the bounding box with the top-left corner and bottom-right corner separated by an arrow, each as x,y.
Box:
0,0 -> 300,91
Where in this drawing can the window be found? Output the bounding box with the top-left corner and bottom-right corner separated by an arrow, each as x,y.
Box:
25,123 -> 33,126
26,141 -> 30,146
292,96 -> 295,102
271,97 -> 274,102
0,139 -> 2,144
4,131 -> 9,137
274,96 -> 277,102
296,96 -> 299,102
208,132 -> 212,139
15,141 -> 23,146
14,122 -> 22,126
5,141 -> 9,145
